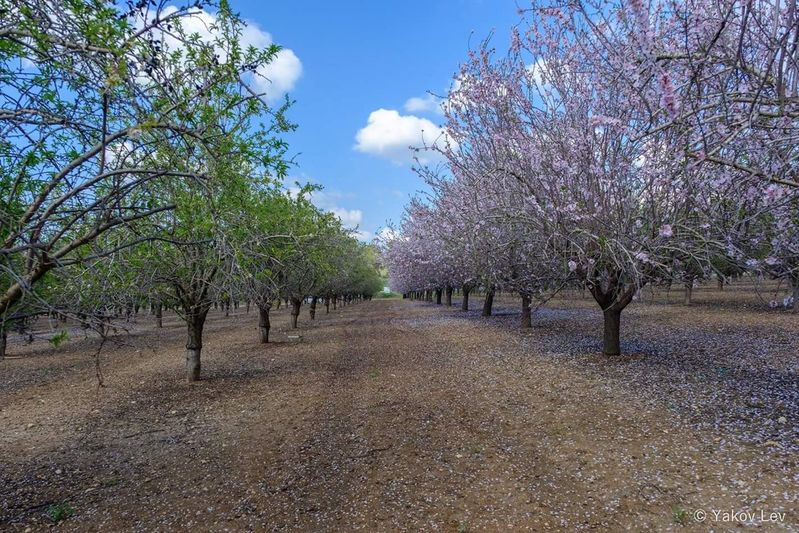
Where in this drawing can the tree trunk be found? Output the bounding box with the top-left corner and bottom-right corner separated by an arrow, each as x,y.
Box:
717,277 -> 724,291
445,285 -> 453,306
224,300 -> 230,317
792,279 -> 799,313
325,298 -> 330,313
333,296 -> 337,310
185,307 -> 209,382
482,287 -> 495,317
435,288 -> 442,305
602,308 -> 622,356
246,300 -> 251,314
589,277 -> 637,356
310,296 -> 318,320
684,279 -> 693,305
0,326 -> 6,360
461,286 -> 471,311
258,304 -> 271,343
521,294 -> 532,328
290,298 -> 301,328
155,302 -> 163,328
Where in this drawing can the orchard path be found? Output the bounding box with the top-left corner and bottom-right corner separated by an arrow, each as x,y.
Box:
0,298 -> 796,531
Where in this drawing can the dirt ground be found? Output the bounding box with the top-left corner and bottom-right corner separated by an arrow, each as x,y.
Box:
0,288 -> 797,532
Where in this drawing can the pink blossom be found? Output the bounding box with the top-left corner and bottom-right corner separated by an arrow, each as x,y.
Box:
658,71 -> 680,119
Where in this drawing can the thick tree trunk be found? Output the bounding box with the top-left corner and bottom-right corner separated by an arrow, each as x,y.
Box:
332,296 -> 337,310
0,326 -> 6,360
258,304 -> 271,343
185,307 -> 209,382
445,285 -> 453,306
461,286 -> 471,311
224,300 -> 230,318
717,277 -> 724,291
246,300 -> 251,314
325,298 -> 330,314
310,296 -> 318,320
290,298 -> 301,328
435,288 -> 442,305
590,279 -> 636,356
155,302 -> 163,328
684,279 -> 693,305
602,308 -> 622,356
482,287 -> 495,317
521,294 -> 532,328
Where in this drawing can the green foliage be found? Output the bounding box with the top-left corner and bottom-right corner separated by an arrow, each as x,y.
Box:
49,330 -> 69,348
47,502 -> 74,523
0,0 -> 294,327
375,291 -> 401,299
671,504 -> 689,525
0,0 -> 383,372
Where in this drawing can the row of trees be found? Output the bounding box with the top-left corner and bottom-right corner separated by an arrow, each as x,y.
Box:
383,0 -> 799,355
0,0 -> 382,380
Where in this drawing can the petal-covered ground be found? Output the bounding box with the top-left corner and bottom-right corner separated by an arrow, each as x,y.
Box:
1,290 -> 797,531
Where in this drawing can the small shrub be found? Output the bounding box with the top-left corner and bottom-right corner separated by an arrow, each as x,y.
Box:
50,330 -> 69,348
672,504 -> 688,525
47,502 -> 74,522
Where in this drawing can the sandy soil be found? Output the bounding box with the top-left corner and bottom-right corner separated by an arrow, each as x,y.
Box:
0,289 -> 797,532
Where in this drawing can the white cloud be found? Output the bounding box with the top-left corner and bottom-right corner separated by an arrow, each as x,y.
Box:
526,58 -> 549,87
354,109 -> 449,165
139,6 -> 301,103
287,184 -> 366,232
377,227 -> 398,242
329,207 -> 363,229
253,48 -> 302,100
104,141 -> 134,167
354,229 -> 373,242
404,94 -> 444,115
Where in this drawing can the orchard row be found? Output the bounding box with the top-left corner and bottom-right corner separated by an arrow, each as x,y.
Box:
0,2 -> 382,380
382,0 -> 799,354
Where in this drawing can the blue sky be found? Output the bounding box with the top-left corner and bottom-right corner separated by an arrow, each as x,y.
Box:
232,0 -> 520,240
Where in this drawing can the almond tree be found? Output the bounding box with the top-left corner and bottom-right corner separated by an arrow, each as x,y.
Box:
387,11 -> 740,355
0,1 -> 289,358
537,0 -> 799,188
128,4 -> 291,381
